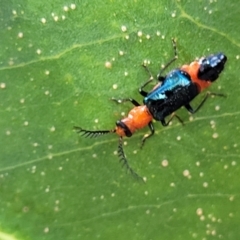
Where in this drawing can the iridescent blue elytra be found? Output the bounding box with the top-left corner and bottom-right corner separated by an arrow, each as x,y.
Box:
144,69 -> 192,101
143,69 -> 199,124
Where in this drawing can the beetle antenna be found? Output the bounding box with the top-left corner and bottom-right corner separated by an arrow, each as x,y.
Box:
118,137 -> 144,182
74,126 -> 115,138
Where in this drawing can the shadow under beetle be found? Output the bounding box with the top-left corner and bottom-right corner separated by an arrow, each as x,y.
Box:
74,39 -> 227,180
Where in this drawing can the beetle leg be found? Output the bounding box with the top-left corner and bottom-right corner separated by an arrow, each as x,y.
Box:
140,121 -> 155,148
157,38 -> 178,80
111,97 -> 140,107
139,64 -> 155,97
161,113 -> 184,126
185,92 -> 226,114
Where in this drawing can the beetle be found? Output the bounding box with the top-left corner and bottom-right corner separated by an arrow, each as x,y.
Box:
74,39 -> 227,180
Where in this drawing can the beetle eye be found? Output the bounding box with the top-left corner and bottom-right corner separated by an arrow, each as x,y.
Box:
116,121 -> 132,137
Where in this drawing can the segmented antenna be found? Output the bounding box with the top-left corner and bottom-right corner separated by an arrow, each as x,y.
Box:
74,126 -> 114,138
118,136 -> 144,182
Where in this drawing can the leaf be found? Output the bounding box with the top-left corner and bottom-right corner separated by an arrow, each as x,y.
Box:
1,0 -> 240,239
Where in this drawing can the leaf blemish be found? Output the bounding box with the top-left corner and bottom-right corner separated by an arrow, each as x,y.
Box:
36,49 -> 42,55
121,25 -> 127,32
161,159 -> 169,167
176,136 -> 181,141
70,3 -> 76,10
63,6 -> 69,12
6,130 -> 11,136
45,70 -> 50,75
105,61 -> 112,69
41,18 -> 47,24
0,83 -> 6,89
17,32 -> 23,38
196,208 -> 203,216
183,169 -> 191,179
203,182 -> 208,188
212,133 -> 218,139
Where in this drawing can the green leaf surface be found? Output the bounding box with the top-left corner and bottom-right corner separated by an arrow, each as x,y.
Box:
1,0 -> 240,239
